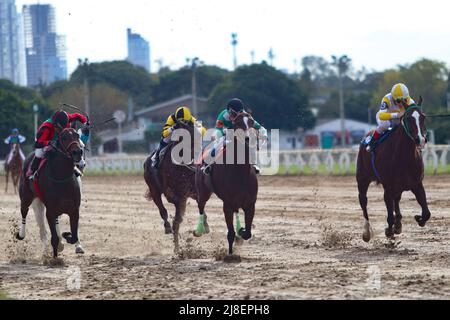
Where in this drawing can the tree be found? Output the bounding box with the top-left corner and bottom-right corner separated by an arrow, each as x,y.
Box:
151,65 -> 229,103
209,63 -> 315,131
70,60 -> 154,107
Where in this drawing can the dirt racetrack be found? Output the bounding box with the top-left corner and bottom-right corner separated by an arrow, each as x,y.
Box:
0,174 -> 449,300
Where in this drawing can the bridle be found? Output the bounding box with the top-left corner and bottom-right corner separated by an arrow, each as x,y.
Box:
52,129 -> 82,160
401,105 -> 426,143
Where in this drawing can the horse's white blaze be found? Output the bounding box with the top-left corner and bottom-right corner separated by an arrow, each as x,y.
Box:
243,116 -> 249,130
32,199 -> 48,248
412,111 -> 426,148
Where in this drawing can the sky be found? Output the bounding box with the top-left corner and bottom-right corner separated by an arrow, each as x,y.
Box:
15,0 -> 450,76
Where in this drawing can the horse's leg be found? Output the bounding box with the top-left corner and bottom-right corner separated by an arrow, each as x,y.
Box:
239,203 -> 255,241
16,194 -> 33,241
172,198 -> 186,254
32,199 -> 49,251
47,213 -> 59,258
384,191 -> 395,239
358,178 -> 373,242
394,194 -> 403,235
193,190 -> 212,237
224,204 -> 235,255
5,169 -> 8,193
154,192 -> 172,234
412,182 -> 431,227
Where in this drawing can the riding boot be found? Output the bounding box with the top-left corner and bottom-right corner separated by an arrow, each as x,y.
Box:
151,140 -> 168,169
28,156 -> 41,180
366,131 -> 381,152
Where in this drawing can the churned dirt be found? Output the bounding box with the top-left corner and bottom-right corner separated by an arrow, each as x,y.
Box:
0,174 -> 449,300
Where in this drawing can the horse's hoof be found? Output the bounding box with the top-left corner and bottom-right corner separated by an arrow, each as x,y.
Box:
193,230 -> 203,238
204,224 -> 210,234
394,224 -> 402,235
165,228 -> 173,234
62,232 -> 72,243
75,245 -> 85,254
15,232 -> 24,241
415,215 -> 427,227
362,232 -> 371,243
385,228 -> 395,239
238,228 -> 252,240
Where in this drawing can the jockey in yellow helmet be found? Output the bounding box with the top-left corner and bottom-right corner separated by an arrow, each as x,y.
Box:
365,83 -> 415,152
151,106 -> 206,169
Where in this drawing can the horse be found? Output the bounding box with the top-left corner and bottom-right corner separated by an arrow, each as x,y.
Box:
195,112 -> 259,256
356,100 -> 430,242
4,143 -> 23,194
144,121 -> 208,253
17,128 -> 85,258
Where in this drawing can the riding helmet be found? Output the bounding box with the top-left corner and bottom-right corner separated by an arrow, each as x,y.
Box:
52,110 -> 70,129
391,83 -> 411,105
226,98 -> 245,113
12,128 -> 19,134
175,106 -> 192,122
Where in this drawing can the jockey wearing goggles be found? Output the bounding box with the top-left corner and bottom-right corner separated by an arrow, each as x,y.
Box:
151,106 -> 206,169
365,83 -> 415,152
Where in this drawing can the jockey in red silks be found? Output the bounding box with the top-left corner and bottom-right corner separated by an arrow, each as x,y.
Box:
28,110 -> 89,180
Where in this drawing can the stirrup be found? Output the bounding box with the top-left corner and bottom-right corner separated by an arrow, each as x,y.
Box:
201,165 -> 211,175
253,165 -> 261,175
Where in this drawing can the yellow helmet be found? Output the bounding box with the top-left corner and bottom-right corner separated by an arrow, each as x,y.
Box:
175,106 -> 192,122
391,83 -> 411,105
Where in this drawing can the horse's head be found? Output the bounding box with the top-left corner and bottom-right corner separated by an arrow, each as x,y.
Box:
59,128 -> 83,162
402,104 -> 427,149
231,112 -> 258,145
12,143 -> 19,155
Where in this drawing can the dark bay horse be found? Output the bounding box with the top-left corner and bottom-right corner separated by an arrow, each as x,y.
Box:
357,101 -> 430,242
17,128 -> 85,258
5,143 -> 23,194
196,112 -> 259,255
144,121 -> 208,253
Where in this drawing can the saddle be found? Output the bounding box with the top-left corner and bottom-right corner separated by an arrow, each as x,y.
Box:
362,126 -> 398,151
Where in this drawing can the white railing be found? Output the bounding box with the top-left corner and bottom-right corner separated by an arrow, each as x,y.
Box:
2,145 -> 448,175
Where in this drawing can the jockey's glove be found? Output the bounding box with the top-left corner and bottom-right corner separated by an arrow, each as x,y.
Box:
391,113 -> 399,119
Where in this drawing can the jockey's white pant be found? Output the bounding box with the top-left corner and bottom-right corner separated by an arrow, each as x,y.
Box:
7,148 -> 25,165
35,148 -> 45,159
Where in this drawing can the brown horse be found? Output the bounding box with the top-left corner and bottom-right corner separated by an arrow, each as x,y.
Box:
357,101 -> 430,242
17,128 -> 84,258
4,143 -> 23,194
196,112 -> 259,255
144,121 -> 208,253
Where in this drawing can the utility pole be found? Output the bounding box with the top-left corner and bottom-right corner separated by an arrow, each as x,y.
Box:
268,48 -> 275,66
33,104 -> 39,140
79,58 -> 91,155
231,33 -> 238,70
192,57 -> 199,116
332,55 -> 351,148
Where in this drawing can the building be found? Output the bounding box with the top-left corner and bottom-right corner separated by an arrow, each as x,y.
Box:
0,0 -> 26,85
127,28 -> 150,72
304,118 -> 373,149
97,95 -> 211,154
23,4 -> 67,86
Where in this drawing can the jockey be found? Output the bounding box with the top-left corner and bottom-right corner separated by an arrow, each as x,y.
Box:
151,106 -> 206,169
365,83 -> 415,152
202,98 -> 268,174
4,128 -> 26,165
28,110 -> 89,180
